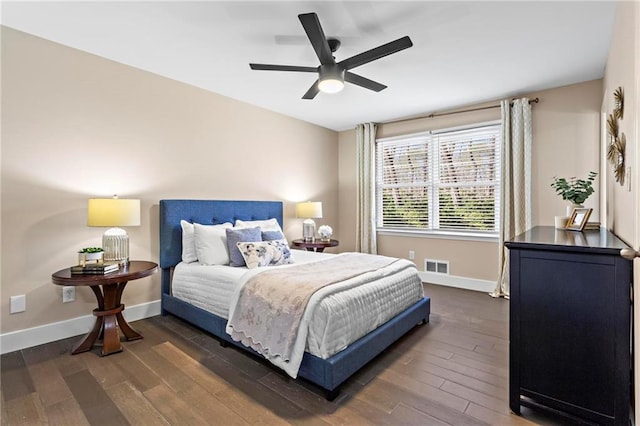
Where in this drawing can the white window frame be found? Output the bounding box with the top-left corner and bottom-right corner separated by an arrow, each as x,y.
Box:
375,121 -> 501,240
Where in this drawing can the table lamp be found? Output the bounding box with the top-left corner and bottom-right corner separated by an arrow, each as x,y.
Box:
87,196 -> 140,265
296,201 -> 323,242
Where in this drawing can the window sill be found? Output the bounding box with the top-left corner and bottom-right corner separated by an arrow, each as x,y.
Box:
377,228 -> 499,243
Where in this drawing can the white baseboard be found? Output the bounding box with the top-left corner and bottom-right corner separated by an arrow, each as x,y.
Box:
420,271 -> 496,293
0,300 -> 161,355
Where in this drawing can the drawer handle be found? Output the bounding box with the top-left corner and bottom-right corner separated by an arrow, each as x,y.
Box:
620,248 -> 640,260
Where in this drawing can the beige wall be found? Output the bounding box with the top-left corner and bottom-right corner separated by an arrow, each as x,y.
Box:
604,0 -> 637,245
338,80 -> 603,282
1,27 -> 339,334
337,128 -> 358,253
532,80 -> 603,224
602,1 -> 639,421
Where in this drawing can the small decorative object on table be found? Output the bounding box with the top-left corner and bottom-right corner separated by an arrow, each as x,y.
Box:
71,263 -> 119,275
78,247 -> 104,266
565,208 -> 593,231
583,221 -> 600,230
318,225 -> 333,242
550,172 -> 597,229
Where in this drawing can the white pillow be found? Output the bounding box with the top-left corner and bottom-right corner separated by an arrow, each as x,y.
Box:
236,240 -> 295,269
193,222 -> 233,265
235,218 -> 282,232
180,220 -> 198,263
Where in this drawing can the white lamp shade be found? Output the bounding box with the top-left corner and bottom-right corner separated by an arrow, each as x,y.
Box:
296,201 -> 323,219
87,198 -> 140,227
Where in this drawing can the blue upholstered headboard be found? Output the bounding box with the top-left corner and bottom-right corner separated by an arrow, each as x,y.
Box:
159,199 -> 284,270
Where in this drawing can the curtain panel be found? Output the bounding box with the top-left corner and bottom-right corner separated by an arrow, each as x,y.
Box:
356,123 -> 378,254
492,98 -> 532,298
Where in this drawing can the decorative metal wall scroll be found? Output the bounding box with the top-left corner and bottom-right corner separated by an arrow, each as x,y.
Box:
607,86 -> 625,186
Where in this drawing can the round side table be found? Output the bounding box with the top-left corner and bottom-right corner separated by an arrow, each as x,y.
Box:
52,260 -> 158,356
291,239 -> 339,253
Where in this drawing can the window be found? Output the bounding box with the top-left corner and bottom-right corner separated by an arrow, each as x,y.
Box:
376,123 -> 501,235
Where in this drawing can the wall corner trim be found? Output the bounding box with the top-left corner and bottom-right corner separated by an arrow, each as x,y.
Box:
0,300 -> 161,355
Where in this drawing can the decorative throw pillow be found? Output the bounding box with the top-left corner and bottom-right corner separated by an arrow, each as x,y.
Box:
261,230 -> 292,255
236,240 -> 295,269
235,218 -> 282,232
193,222 -> 233,265
226,226 -> 262,267
180,220 -> 197,263
261,230 -> 285,241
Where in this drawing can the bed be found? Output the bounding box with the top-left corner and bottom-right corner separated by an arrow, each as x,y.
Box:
159,199 -> 431,399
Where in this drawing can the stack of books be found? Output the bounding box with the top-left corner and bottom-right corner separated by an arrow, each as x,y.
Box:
71,263 -> 119,275
583,222 -> 601,230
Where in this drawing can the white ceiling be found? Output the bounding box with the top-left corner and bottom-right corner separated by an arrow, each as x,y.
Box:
2,1 -> 617,131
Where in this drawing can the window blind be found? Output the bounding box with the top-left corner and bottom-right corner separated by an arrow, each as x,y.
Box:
376,124 -> 501,234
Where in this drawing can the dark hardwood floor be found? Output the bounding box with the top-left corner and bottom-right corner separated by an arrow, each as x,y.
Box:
2,284 -> 576,425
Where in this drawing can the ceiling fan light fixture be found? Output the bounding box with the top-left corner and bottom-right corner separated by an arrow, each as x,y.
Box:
249,13 -> 413,99
318,64 -> 345,94
318,78 -> 344,94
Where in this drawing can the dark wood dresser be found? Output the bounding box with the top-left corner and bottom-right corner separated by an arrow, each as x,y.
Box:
506,226 -> 633,425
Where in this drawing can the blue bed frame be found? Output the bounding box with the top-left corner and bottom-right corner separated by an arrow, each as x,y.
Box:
159,199 -> 431,399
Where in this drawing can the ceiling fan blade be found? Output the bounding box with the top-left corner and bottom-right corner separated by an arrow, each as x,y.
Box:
345,72 -> 387,92
338,36 -> 413,70
298,13 -> 335,66
302,80 -> 320,99
250,63 -> 318,72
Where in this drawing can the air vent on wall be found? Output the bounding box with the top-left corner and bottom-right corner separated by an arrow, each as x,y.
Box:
425,259 -> 449,275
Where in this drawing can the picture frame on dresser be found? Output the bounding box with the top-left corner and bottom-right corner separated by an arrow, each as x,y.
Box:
566,207 -> 592,231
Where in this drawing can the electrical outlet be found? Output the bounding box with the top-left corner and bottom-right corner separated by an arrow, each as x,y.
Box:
408,250 -> 415,260
62,286 -> 75,303
10,295 -> 26,314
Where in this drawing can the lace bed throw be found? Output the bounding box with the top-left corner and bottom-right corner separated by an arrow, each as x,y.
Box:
226,252 -> 400,374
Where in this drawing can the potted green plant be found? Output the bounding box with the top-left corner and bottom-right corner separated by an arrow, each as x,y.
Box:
78,247 -> 104,266
550,172 -> 597,228
551,171 -> 597,205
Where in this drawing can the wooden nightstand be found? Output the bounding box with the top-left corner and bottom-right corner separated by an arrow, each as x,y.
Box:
51,260 -> 158,356
291,239 -> 339,253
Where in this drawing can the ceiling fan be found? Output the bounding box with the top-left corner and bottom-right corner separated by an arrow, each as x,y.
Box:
249,12 -> 413,99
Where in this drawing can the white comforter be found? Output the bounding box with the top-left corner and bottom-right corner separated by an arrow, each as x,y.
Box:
171,251 -> 424,377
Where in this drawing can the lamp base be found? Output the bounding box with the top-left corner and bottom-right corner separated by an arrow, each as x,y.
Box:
102,227 -> 129,266
302,219 -> 316,242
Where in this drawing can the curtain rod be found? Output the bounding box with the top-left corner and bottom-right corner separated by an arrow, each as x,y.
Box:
380,97 -> 539,125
